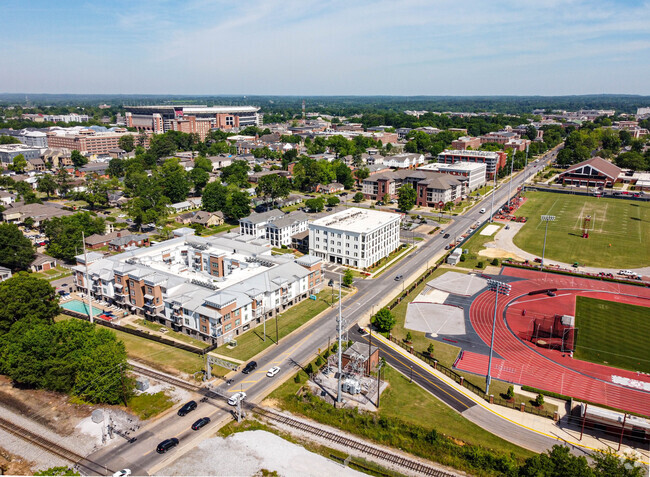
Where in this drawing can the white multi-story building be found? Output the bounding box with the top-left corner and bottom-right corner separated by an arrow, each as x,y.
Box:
384,153 -> 425,169
72,233 -> 323,344
309,208 -> 401,268
239,210 -> 309,247
417,162 -> 487,191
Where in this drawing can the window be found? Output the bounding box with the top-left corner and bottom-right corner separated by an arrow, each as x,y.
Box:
224,323 -> 232,331
201,325 -> 207,333
224,312 -> 231,320
235,319 -> 240,326
147,286 -> 153,294
184,318 -> 190,326
234,309 -> 240,316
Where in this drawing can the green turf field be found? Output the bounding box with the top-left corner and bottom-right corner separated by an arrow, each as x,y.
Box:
512,191 -> 650,268
574,296 -> 650,373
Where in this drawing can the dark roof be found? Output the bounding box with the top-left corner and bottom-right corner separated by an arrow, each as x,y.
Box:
563,156 -> 622,180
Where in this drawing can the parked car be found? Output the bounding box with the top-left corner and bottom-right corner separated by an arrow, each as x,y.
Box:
618,270 -> 637,277
242,361 -> 257,374
267,366 -> 281,377
112,470 -> 131,477
228,392 -> 246,406
156,438 -> 179,454
191,417 -> 211,430
177,400 -> 197,416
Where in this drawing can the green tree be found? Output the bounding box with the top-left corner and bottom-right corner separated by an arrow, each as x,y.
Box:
107,158 -> 125,178
223,190 -> 251,220
353,192 -> 364,202
382,193 -> 391,204
9,154 -> 27,173
305,197 -> 324,212
372,307 -> 396,332
189,167 -> 210,194
194,156 -> 213,173
37,174 -> 58,198
83,176 -> 114,209
44,212 -> 106,262
55,168 -> 72,197
427,343 -> 434,356
0,274 -> 59,335
506,385 -> 514,400
519,445 -> 592,477
405,331 -> 412,342
256,174 -> 291,207
158,158 -> 190,203
342,269 -> 353,287
326,196 -> 340,207
535,393 -> 545,407
0,224 -> 35,272
353,166 -> 370,184
397,184 -> 417,212
202,182 -> 229,212
592,449 -> 644,477
70,150 -> 88,168
118,134 -> 134,153
221,160 -> 250,187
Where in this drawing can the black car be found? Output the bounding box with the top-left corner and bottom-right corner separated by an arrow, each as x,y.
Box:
177,400 -> 197,416
242,361 -> 257,374
191,417 -> 211,431
156,438 -> 179,454
443,233 -> 450,239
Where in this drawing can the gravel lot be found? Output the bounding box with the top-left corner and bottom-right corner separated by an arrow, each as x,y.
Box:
157,430 -> 366,477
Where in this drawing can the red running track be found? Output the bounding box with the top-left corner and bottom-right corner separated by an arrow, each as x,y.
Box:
455,268 -> 650,415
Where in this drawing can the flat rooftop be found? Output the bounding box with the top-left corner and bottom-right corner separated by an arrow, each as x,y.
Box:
439,149 -> 501,158
310,208 -> 400,234
418,162 -> 486,172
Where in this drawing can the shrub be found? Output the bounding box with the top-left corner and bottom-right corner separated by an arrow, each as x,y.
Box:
427,343 -> 434,356
331,342 -> 338,353
323,349 -> 330,359
459,255 -> 466,262
506,385 -> 515,400
315,356 -> 323,366
477,261 -> 484,269
491,258 -> 499,266
535,393 -> 545,407
305,363 -> 314,375
406,331 -> 413,343
294,373 -> 302,383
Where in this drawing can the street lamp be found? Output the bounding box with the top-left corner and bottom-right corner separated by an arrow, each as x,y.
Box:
328,279 -> 334,308
540,215 -> 555,270
485,279 -> 511,395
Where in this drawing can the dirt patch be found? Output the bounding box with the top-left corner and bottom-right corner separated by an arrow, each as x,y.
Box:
0,447 -> 35,475
0,375 -> 95,435
261,398 -> 282,410
478,247 -> 524,260
414,224 -> 435,235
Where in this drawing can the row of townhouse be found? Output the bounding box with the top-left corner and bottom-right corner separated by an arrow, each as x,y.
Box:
73,233 -> 323,344
239,210 -> 310,247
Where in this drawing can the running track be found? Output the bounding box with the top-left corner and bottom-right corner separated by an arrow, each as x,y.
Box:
455,268 -> 650,415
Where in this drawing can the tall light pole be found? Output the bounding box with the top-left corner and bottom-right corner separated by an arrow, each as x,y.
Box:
81,231 -> 94,324
540,215 -> 555,270
336,272 -> 343,404
486,279 -> 511,395
507,150 -> 515,209
489,167 -> 497,222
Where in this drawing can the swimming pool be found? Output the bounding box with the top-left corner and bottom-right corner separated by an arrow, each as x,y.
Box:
60,299 -> 103,316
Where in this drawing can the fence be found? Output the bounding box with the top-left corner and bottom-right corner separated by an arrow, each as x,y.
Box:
61,309 -> 211,356
387,334 -> 557,419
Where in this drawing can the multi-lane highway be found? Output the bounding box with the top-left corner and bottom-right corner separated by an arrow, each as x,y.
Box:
86,146 -> 561,474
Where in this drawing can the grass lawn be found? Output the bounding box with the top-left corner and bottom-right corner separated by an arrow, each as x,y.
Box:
216,288 -> 349,361
56,314 -> 204,375
34,266 -> 73,282
512,191 -> 650,268
128,391 -> 174,419
369,244 -> 413,276
574,296 -> 650,373
453,223 -> 503,270
270,364 -> 534,476
134,319 -> 209,349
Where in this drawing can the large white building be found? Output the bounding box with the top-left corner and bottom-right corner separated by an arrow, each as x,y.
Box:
309,208 -> 401,268
239,210 -> 309,247
417,162 -> 487,191
72,232 -> 323,344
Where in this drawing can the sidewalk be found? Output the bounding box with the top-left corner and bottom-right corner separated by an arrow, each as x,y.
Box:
370,330 -> 650,464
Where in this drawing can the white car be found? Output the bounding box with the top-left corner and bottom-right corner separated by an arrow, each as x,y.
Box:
619,270 -> 637,277
267,366 -> 280,377
113,470 -> 131,477
228,391 -> 246,406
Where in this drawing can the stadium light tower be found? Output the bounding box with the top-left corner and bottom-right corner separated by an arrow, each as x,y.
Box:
485,279 -> 511,395
540,215 -> 556,270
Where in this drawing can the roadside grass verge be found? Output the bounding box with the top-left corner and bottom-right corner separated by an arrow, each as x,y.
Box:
128,391 -> 174,419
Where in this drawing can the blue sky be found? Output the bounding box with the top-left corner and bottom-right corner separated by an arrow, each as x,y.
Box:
1,0 -> 649,95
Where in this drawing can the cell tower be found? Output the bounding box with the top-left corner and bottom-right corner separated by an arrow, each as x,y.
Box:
582,215 -> 591,238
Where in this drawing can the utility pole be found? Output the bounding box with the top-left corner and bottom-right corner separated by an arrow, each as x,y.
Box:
81,231 -> 94,324
485,279 -> 511,395
489,169 -> 497,222
275,312 -> 279,345
263,313 -> 266,342
336,273 -> 343,404
376,360 -> 383,408
540,215 -> 555,270
507,150 -> 515,208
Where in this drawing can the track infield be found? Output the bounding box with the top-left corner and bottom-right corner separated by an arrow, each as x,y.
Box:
512,191 -> 650,268
574,296 -> 650,374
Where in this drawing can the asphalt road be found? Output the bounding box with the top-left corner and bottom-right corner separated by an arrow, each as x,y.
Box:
84,146 -> 561,474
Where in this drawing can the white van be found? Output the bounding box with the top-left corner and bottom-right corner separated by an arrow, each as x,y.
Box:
619,270 -> 637,277
479,208 -> 486,214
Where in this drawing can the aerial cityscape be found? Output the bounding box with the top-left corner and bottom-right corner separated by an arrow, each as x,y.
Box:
1,1 -> 650,477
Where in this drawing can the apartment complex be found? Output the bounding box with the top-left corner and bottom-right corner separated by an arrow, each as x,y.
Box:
308,208 -> 401,268
437,149 -> 507,178
124,105 -> 262,139
451,136 -> 481,150
417,162 -> 487,190
0,144 -> 42,164
362,169 -> 466,207
46,127 -> 145,155
73,233 -> 323,344
239,210 -> 309,247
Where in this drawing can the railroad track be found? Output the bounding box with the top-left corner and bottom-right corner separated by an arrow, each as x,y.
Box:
253,407 -> 457,477
0,416 -> 111,475
128,363 -> 202,393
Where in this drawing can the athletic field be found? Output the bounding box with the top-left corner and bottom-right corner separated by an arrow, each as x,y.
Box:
512,191 -> 650,268
574,296 -> 650,373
